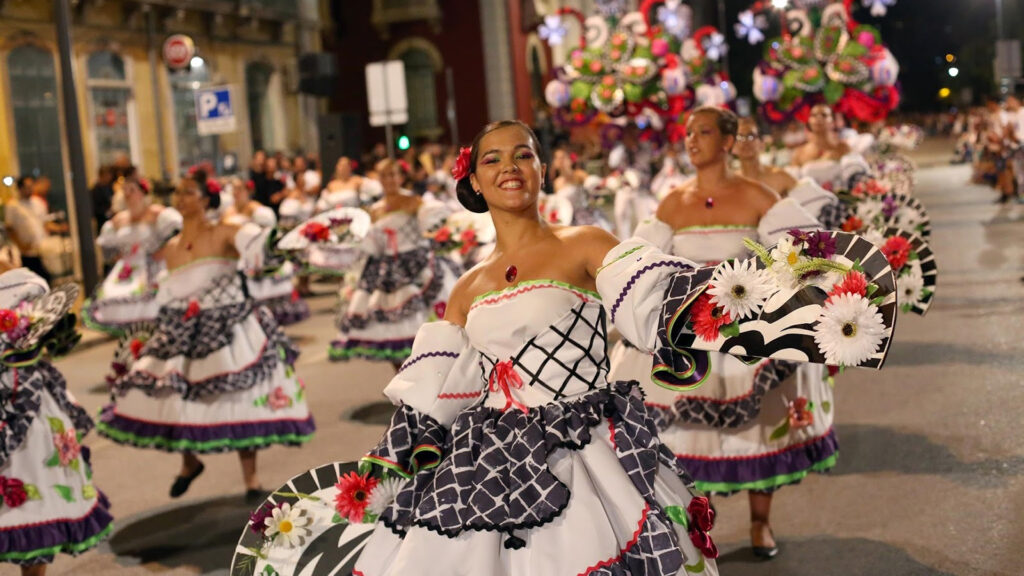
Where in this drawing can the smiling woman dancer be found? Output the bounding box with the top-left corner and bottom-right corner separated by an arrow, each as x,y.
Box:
98,170 -> 314,500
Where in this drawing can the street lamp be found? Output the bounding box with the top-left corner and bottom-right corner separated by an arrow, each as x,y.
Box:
948,67 -> 960,78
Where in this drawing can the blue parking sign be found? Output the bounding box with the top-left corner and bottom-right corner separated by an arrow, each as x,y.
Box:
195,85 -> 237,135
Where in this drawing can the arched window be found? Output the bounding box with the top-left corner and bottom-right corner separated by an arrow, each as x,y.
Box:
399,48 -> 439,138
246,62 -> 275,153
86,50 -> 136,170
7,45 -> 66,211
169,62 -> 219,175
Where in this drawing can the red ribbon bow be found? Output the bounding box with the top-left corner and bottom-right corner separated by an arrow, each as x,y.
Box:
488,360 -> 529,414
382,228 -> 399,256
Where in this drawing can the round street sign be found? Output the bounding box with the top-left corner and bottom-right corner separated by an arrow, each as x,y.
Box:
163,34 -> 195,70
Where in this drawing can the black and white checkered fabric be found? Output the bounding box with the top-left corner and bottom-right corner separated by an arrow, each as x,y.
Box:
670,360 -> 799,429
145,273 -> 251,360
817,199 -> 849,231
0,362 -> 94,469
478,301 -> 610,402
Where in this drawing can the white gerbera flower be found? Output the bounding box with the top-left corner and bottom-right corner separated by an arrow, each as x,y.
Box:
769,260 -> 801,291
897,262 -> 925,306
813,293 -> 886,366
707,259 -> 774,320
856,199 -> 884,222
265,502 -> 313,549
366,477 -> 407,516
894,206 -> 922,229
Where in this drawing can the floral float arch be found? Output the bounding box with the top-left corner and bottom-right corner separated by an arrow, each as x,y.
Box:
737,0 -> 901,124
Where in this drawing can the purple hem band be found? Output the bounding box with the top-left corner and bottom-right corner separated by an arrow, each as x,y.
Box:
330,337 -> 415,353
99,406 -> 316,454
0,498 -> 113,563
675,428 -> 839,485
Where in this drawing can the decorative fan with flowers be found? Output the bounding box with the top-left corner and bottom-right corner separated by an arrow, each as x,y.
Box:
277,207 -> 373,275
742,0 -> 900,124
541,0 -> 734,140
232,461 -> 386,576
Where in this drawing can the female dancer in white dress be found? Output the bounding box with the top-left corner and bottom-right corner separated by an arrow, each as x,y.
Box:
317,157 -> 383,213
83,174 -> 180,336
789,104 -> 871,191
98,170 -> 315,500
0,267 -> 113,575
734,117 -> 848,230
222,183 -> 310,326
609,107 -> 833,559
329,159 -> 459,368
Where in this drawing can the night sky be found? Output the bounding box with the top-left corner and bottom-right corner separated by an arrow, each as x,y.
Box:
703,0 -> 1000,112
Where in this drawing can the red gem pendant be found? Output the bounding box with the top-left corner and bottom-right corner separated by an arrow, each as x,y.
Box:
504,265 -> 518,283
705,197 -> 714,209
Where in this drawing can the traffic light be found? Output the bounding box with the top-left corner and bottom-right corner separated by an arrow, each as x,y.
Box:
397,135 -> 411,151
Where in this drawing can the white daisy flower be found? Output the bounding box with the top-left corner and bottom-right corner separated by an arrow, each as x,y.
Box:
707,259 -> 774,320
894,206 -> 923,229
862,227 -> 886,248
366,477 -> 407,516
897,262 -> 925,306
856,199 -> 884,222
769,260 -> 802,291
813,293 -> 886,366
265,502 -> 313,549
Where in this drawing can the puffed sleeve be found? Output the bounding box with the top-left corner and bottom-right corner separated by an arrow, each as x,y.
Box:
250,205 -> 277,228
757,197 -> 822,245
362,321 -> 482,479
233,222 -> 274,272
155,208 -> 183,246
596,228 -> 707,354
787,178 -> 847,230
96,220 -> 118,249
416,198 -> 452,233
360,178 -> 384,204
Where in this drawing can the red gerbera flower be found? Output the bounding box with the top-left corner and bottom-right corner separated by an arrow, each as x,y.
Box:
690,292 -> 732,343
827,270 -> 869,302
841,216 -> 864,232
451,147 -> 472,181
880,236 -> 912,271
301,222 -> 331,243
433,226 -> 452,243
129,338 -> 145,359
334,471 -> 379,523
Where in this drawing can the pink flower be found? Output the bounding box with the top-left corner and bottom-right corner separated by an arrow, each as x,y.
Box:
267,386 -> 292,411
53,430 -> 81,467
117,264 -> 134,281
334,471 -> 379,523
787,397 -> 814,429
451,147 -> 472,181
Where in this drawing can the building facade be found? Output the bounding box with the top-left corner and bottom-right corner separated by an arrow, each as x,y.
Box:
0,0 -> 325,212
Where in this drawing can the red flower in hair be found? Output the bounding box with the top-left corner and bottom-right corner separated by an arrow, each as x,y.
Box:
137,178 -> 151,194
451,146 -> 472,181
880,236 -> 912,271
205,179 -> 222,195
246,179 -> 255,191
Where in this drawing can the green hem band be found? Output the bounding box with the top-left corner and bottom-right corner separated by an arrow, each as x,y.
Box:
694,452 -> 838,494
96,421 -> 313,453
329,346 -> 412,361
471,278 -> 601,305
80,302 -> 128,338
0,523 -> 113,562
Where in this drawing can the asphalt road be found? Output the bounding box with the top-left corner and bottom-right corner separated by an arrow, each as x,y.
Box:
44,142 -> 1023,575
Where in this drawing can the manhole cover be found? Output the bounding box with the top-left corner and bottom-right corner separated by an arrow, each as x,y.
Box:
348,401 -> 395,425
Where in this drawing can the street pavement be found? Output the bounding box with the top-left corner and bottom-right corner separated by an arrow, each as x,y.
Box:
44,140 -> 1023,575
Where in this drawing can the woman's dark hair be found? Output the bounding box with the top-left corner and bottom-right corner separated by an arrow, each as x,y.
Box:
455,120 -> 543,213
188,168 -> 220,210
691,106 -> 739,138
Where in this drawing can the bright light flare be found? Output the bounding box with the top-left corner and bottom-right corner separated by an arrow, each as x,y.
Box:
938,87 -> 951,99
771,0 -> 788,8
948,67 -> 959,78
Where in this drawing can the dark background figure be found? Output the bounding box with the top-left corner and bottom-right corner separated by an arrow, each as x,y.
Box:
91,165 -> 115,229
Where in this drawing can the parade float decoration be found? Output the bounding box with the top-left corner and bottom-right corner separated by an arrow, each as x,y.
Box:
540,0 -> 734,142
739,0 -> 900,124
